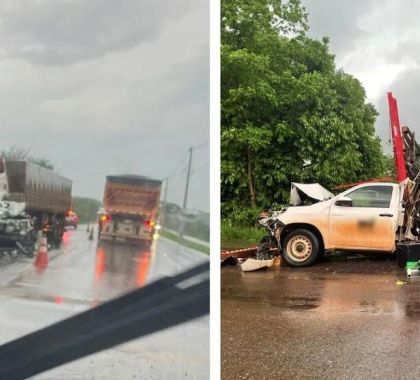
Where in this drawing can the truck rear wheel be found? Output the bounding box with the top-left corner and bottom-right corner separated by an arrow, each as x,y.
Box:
142,239 -> 152,249
282,228 -> 320,267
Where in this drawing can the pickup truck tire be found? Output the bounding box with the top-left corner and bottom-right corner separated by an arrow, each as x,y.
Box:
282,229 -> 320,267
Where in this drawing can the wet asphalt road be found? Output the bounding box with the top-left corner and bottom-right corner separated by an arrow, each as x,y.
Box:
222,253 -> 420,380
0,226 -> 209,379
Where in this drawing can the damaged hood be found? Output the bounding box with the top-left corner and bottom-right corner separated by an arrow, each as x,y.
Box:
290,182 -> 334,206
0,201 -> 26,217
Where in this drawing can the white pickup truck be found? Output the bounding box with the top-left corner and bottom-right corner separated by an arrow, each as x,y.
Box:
259,181 -> 410,267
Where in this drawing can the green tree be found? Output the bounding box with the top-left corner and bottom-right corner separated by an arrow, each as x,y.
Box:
72,196 -> 102,223
221,0 -> 387,222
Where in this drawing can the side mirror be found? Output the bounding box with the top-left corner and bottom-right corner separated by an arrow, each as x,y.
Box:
335,196 -> 352,207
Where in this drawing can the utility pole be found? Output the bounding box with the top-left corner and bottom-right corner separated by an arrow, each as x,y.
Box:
161,177 -> 168,227
182,147 -> 193,210
163,177 -> 168,204
180,147 -> 193,239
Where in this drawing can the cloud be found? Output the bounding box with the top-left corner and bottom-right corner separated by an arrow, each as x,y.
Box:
0,0 -> 194,65
0,0 -> 209,211
302,0 -> 420,151
303,0 -> 369,56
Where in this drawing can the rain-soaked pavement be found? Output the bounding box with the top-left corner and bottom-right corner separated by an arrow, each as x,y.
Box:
222,253 -> 420,380
0,226 -> 209,379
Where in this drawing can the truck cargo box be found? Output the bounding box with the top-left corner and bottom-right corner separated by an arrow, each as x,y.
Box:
103,175 -> 161,219
5,160 -> 72,214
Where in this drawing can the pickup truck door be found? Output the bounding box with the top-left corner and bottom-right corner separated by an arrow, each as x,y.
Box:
330,184 -> 397,251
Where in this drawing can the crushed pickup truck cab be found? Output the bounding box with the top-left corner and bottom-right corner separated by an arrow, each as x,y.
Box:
259,181 -> 407,266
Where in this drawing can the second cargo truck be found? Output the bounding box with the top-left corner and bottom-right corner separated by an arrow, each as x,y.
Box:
98,175 -> 162,245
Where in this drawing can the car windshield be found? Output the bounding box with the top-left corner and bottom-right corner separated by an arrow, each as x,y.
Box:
0,1 -> 209,378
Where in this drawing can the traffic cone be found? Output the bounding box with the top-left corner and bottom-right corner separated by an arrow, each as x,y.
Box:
35,235 -> 49,269
89,227 -> 94,241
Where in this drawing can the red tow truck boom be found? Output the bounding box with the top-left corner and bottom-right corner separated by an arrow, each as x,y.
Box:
388,92 -> 408,182
335,92 -> 417,191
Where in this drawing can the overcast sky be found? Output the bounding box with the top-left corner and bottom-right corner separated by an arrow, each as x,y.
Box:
0,0 -> 209,211
302,0 -> 420,153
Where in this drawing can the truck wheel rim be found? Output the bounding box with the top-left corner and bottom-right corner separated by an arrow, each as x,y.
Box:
287,235 -> 312,262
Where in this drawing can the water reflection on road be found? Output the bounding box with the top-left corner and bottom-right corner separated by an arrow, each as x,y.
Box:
222,254 -> 420,379
0,227 -> 205,307
0,227 -> 209,379
92,241 -> 154,301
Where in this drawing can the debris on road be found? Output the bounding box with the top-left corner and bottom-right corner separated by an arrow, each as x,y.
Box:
220,246 -> 258,261
255,236 -> 275,260
221,256 -> 238,267
221,239 -> 277,271
406,261 -> 420,278
239,257 -> 274,272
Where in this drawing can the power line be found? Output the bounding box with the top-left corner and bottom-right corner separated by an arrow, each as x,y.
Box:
164,141 -> 208,180
193,140 -> 209,150
165,151 -> 189,180
191,161 -> 209,176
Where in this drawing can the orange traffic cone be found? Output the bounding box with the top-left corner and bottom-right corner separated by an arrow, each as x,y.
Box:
35,235 -> 49,269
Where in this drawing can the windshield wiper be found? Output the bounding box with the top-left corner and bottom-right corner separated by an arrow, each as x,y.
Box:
0,262 -> 209,380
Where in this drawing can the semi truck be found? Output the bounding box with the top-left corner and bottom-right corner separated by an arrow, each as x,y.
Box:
98,175 -> 162,245
258,92 -> 420,267
0,159 -> 72,255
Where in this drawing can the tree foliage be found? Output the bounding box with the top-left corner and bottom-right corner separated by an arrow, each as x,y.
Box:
72,196 -> 102,223
221,0 -> 387,222
3,146 -> 55,170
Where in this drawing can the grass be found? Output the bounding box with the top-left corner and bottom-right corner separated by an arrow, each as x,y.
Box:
160,229 -> 209,255
221,222 -> 267,250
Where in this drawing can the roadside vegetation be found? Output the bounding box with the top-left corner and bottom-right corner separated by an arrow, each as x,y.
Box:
160,202 -> 210,242
160,229 -> 210,255
72,197 -> 101,223
221,0 -> 391,247
221,222 -> 266,250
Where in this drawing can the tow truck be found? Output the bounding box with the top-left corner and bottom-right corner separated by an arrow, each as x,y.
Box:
258,92 -> 420,267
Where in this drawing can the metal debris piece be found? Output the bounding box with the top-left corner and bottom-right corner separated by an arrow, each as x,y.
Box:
256,236 -> 274,260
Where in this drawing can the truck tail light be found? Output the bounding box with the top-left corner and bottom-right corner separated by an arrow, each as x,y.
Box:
144,220 -> 155,227
100,215 -> 111,222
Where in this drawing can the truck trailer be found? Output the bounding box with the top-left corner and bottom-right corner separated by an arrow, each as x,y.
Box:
0,159 -> 72,254
98,175 -> 162,245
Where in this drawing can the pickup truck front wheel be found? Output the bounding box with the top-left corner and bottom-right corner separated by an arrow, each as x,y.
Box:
282,229 -> 320,267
